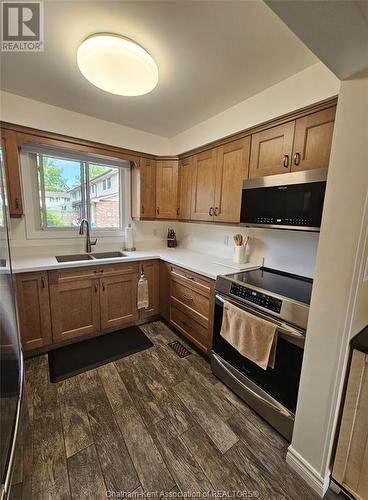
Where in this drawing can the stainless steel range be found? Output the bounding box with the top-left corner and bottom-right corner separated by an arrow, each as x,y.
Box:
212,267 -> 312,441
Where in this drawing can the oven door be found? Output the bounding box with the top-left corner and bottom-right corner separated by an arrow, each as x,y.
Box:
212,293 -> 305,426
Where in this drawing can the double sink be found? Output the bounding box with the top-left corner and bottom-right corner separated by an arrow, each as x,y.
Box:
55,251 -> 127,263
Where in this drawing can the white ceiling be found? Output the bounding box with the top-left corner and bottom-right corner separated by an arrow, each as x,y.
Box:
265,0 -> 368,80
0,0 -> 318,137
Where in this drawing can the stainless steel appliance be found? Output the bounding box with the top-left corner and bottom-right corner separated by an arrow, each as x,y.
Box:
212,267 -> 312,441
240,168 -> 328,231
0,147 -> 23,500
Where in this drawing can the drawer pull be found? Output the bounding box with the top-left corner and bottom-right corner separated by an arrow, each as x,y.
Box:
183,293 -> 193,302
181,319 -> 190,329
41,276 -> 45,288
184,273 -> 195,281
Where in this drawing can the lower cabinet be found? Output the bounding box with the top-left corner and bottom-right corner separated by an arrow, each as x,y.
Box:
15,260 -> 214,355
160,263 -> 215,354
100,273 -> 138,331
139,260 -> 159,321
50,277 -> 101,343
15,272 -> 52,351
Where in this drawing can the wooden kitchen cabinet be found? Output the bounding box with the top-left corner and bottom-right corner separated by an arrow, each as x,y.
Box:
156,159 -> 179,219
100,273 -> 138,331
1,129 -> 23,217
191,148 -> 218,221
49,274 -> 101,343
131,157 -> 156,219
139,260 -> 159,320
168,264 -> 215,354
16,272 -> 52,352
159,261 -> 171,322
333,350 -> 368,499
249,121 -> 295,178
291,107 -> 336,172
177,156 -> 193,220
214,137 -> 251,223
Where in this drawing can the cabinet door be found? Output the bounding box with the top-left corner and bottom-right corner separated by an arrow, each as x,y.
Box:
16,272 -> 52,351
1,129 -> 23,217
140,260 -> 159,320
191,149 -> 217,221
249,121 -> 295,178
159,261 -> 171,322
215,137 -> 251,223
291,107 -> 336,172
140,157 -> 156,217
50,278 -> 100,343
100,273 -> 138,331
156,159 -> 178,219
178,156 -> 193,220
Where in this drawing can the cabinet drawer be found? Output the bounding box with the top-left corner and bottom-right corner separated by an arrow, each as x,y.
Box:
49,262 -> 139,283
171,278 -> 210,326
169,265 -> 213,294
170,304 -> 210,353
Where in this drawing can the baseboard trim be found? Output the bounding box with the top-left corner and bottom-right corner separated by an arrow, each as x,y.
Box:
286,446 -> 331,497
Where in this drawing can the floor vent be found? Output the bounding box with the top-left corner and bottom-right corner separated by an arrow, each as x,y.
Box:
168,341 -> 191,358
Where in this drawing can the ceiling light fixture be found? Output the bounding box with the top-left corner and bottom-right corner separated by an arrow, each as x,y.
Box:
77,34 -> 159,96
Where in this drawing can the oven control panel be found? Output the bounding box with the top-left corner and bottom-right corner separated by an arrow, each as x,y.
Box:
230,283 -> 282,313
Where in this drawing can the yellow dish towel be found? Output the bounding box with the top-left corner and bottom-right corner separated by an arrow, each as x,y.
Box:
137,275 -> 149,309
220,300 -> 278,370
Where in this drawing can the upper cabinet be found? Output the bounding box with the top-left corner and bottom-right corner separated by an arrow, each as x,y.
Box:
156,159 -> 179,219
291,107 -> 336,172
131,157 -> 156,219
1,129 -> 23,217
140,157 -> 156,217
215,137 -> 250,223
177,156 -> 193,220
191,149 -> 218,221
249,122 -> 295,178
249,105 -> 336,178
190,139 -> 250,223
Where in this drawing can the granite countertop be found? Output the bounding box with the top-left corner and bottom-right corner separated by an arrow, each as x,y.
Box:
11,247 -> 260,280
351,325 -> 368,355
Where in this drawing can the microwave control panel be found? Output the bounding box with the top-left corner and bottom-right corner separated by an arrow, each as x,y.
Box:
230,283 -> 282,313
244,216 -> 314,226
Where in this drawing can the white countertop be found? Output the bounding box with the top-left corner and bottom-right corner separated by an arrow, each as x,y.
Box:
11,247 -> 260,280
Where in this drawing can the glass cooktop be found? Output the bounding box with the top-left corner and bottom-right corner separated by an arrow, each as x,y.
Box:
226,267 -> 313,305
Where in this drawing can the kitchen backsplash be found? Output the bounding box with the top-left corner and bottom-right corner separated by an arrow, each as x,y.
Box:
10,217 -> 318,278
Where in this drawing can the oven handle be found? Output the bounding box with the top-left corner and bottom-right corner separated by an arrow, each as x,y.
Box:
213,353 -> 293,418
215,293 -> 305,340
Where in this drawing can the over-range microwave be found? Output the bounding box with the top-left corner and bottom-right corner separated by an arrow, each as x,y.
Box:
240,168 -> 328,231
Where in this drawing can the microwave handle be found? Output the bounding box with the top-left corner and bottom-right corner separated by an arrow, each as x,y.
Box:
215,293 -> 305,340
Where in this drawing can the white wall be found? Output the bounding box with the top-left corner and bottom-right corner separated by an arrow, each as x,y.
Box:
170,62 -> 340,153
0,91 -> 171,156
174,222 -> 319,278
286,75 -> 368,496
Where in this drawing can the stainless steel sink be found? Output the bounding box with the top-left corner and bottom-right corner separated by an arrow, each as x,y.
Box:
55,254 -> 95,263
91,251 -> 126,259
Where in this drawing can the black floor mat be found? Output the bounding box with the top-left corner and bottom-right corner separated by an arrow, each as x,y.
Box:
48,326 -> 153,383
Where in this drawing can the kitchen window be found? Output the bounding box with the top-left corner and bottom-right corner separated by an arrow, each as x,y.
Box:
20,144 -> 131,237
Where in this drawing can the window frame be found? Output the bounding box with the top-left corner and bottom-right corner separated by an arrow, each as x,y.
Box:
19,145 -> 131,240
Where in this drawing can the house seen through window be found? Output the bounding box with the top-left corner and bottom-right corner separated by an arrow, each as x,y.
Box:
33,151 -> 127,229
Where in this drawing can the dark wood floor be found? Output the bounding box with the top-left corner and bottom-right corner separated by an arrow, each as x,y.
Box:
11,321 -> 341,500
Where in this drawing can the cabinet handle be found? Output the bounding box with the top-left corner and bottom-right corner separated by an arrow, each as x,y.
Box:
214,207 -> 219,216
156,207 -> 160,215
283,154 -> 289,168
182,319 -> 190,329
184,273 -> 195,281
94,283 -> 98,293
183,293 -> 193,302
141,205 -> 145,214
15,198 -> 20,209
177,207 -> 180,216
293,152 -> 300,166
41,276 -> 45,288
102,284 -> 105,292
209,207 -> 214,216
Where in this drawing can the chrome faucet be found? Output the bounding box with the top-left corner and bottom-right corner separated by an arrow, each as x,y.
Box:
79,219 -> 97,253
